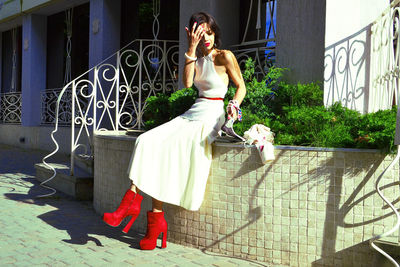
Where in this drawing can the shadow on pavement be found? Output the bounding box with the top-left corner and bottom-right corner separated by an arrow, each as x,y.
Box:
3,175 -> 144,250
0,144 -> 145,250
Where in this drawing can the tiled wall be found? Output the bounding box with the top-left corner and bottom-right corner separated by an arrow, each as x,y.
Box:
94,131 -> 399,266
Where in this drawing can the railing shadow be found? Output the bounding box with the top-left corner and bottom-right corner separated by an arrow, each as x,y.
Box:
276,150 -> 399,265
324,25 -> 370,114
198,146 -> 284,266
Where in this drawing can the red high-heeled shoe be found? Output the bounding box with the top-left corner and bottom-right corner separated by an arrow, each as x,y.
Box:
102,189 -> 143,233
140,211 -> 168,250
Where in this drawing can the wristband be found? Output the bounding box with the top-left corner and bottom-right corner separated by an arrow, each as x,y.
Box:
184,53 -> 197,61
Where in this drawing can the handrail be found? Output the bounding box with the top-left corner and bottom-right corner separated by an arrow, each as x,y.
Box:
372,0 -> 400,26
369,145 -> 400,266
38,38 -> 179,197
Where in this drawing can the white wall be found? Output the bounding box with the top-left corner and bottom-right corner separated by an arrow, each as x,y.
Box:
0,125 -> 71,154
325,0 -> 388,48
324,0 -> 389,113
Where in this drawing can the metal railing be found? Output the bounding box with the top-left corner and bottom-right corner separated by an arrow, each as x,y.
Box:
45,39 -> 179,176
231,0 -> 276,79
369,0 -> 400,113
41,88 -> 73,125
231,40 -> 275,80
0,92 -> 22,124
368,2 -> 400,265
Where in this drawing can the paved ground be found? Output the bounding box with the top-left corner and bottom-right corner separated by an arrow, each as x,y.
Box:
0,144 -> 267,267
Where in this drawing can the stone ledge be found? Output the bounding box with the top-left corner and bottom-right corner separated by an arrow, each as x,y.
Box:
94,130 -> 383,152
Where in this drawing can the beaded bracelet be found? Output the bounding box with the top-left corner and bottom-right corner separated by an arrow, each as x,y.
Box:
227,100 -> 242,121
184,53 -> 197,61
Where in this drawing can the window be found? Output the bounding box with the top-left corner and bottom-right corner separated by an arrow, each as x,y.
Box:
46,3 -> 89,89
1,26 -> 22,93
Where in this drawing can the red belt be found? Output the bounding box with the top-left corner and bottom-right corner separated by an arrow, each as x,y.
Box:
200,97 -> 224,101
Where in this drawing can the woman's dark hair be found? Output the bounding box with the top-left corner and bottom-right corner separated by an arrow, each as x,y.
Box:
189,12 -> 222,56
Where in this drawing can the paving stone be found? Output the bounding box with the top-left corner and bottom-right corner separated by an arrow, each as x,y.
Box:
0,144 -> 264,267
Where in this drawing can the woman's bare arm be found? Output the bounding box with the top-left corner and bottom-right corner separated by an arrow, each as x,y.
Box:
223,50 -> 246,105
182,23 -> 205,88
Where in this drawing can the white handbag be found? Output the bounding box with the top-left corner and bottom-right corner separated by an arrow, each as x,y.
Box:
243,124 -> 275,164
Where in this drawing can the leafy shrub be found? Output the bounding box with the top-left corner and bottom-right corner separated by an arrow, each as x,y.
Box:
355,106 -> 396,152
142,57 -> 397,152
271,82 -> 323,115
272,103 -> 359,148
143,87 -> 197,130
225,58 -> 285,135
143,94 -> 170,130
237,59 -> 283,116
168,86 -> 198,118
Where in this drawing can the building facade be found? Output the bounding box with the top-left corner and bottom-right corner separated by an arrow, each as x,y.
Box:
0,0 -> 278,153
0,0 -> 393,153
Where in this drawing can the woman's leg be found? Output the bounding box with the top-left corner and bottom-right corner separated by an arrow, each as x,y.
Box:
130,183 -> 139,193
132,182 -> 161,212
130,183 -> 163,212
152,198 -> 163,212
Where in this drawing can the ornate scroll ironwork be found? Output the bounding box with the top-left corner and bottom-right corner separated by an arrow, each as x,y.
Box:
233,45 -> 275,80
11,27 -> 17,92
41,87 -> 89,125
231,0 -> 276,79
324,30 -> 367,113
0,92 -> 21,123
42,39 -> 179,175
369,3 -> 400,113
64,8 -> 73,86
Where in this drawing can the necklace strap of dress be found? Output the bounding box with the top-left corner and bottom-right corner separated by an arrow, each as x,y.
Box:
204,49 -> 214,61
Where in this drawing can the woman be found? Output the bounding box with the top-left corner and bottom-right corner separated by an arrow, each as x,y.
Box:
102,12 -> 246,250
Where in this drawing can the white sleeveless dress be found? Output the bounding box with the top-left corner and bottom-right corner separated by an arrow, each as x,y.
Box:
127,51 -> 228,211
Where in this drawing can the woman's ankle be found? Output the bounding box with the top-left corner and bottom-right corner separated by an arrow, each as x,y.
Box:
130,184 -> 139,193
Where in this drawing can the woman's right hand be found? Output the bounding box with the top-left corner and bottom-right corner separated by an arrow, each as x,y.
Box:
185,22 -> 205,52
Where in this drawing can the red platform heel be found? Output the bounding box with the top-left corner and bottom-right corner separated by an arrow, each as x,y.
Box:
140,211 -> 168,250
102,189 -> 143,233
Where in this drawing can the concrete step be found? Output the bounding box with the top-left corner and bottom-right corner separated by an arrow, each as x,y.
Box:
374,237 -> 400,266
35,162 -> 93,200
74,153 -> 93,175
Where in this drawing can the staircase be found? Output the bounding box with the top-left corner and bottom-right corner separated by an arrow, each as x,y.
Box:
34,39 -> 179,200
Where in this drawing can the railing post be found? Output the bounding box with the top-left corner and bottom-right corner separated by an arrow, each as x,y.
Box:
116,51 -> 120,131
138,40 -> 143,130
93,66 -> 98,131
70,82 -> 76,176
162,41 -> 167,94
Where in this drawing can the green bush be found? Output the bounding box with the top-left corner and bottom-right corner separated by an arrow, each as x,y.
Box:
143,87 -> 197,130
225,58 -> 285,135
142,57 -> 397,152
272,103 -> 359,148
143,94 -> 170,130
272,82 -> 323,115
355,106 -> 396,152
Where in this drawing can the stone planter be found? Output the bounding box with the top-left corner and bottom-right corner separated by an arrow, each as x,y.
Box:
93,131 -> 399,266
